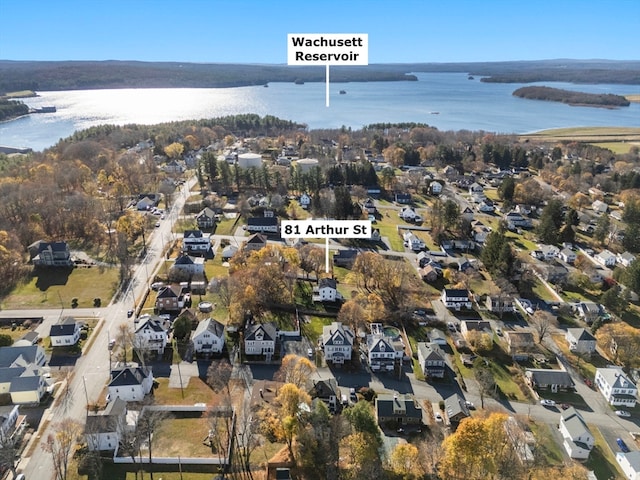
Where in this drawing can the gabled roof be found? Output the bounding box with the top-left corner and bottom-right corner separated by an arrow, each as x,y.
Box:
318,278 -> 337,290
183,229 -> 204,239
248,217 -> 278,226
376,393 -> 422,420
245,322 -> 277,342
442,288 -> 470,297
417,342 -> 445,362
193,318 -> 225,339
596,367 -> 637,390
85,397 -> 127,433
156,285 -> 181,299
0,346 -> 43,368
308,378 -> 340,400
135,319 -> 167,334
526,369 -> 575,387
566,328 -> 595,342
10,374 -> 41,392
109,367 -> 151,387
322,322 -> 354,346
197,207 -> 216,218
444,393 -> 470,421
561,407 -> 591,440
246,233 -> 268,244
49,316 -> 78,337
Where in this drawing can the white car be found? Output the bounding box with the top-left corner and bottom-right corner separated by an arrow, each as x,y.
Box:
434,412 -> 443,422
615,410 -> 631,418
540,399 -> 556,407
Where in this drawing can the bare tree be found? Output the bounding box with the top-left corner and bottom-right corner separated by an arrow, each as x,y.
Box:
137,406 -> 169,480
43,418 -> 80,480
530,310 -> 557,344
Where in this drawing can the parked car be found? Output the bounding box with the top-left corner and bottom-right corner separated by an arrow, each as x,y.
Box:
615,410 -> 631,418
108,339 -> 116,350
540,399 -> 556,407
495,327 -> 503,336
447,322 -> 456,332
150,282 -> 164,291
465,400 -> 476,410
127,309 -> 134,318
307,348 -> 314,358
617,438 -> 630,453
434,412 -> 443,422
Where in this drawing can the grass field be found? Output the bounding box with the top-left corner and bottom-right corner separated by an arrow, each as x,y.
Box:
521,126 -> 640,154
1,266 -> 120,310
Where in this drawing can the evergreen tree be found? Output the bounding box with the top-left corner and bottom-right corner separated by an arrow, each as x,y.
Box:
537,198 -> 564,244
498,177 -> 515,202
593,214 -> 610,245
481,229 -> 514,277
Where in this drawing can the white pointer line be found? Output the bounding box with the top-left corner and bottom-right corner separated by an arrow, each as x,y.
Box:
326,64 -> 330,108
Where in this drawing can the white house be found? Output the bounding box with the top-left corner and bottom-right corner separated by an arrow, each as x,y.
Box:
366,324 -> 404,372
616,451 -> 640,480
107,367 -> 154,403
595,367 -> 637,407
312,278 -> 343,303
398,207 -> 422,223
429,181 -> 443,195
134,318 -> 169,355
170,254 -> 205,277
559,248 -> 577,264
85,397 -> 127,454
182,230 -> 212,257
49,316 -> 81,347
486,295 -> 515,314
322,322 -> 354,365
244,322 -> 277,359
565,328 -> 596,355
592,199 -> 609,214
595,249 -> 617,267
191,318 -> 225,356
299,193 -> 311,209
403,232 -> 425,251
0,345 -> 48,405
618,251 -> 636,268
441,289 -> 472,310
559,407 -> 594,460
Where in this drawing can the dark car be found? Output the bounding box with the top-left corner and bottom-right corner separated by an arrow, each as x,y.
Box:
127,309 -> 134,318
617,438 -> 630,453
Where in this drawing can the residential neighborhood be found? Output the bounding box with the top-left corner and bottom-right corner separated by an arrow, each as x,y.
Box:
0,117 -> 639,480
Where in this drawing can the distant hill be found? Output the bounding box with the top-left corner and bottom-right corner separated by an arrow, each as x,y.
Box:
513,86 -> 631,107
0,59 -> 639,93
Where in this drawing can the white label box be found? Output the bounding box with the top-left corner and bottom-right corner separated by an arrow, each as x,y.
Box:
281,220 -> 372,239
287,33 -> 369,66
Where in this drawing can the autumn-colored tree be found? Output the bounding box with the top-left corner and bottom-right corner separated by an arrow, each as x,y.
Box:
341,431 -> 383,480
438,412 -> 513,480
337,298 -> 367,335
164,142 -> 184,159
43,418 -> 80,480
389,443 -> 424,479
595,323 -> 640,368
275,354 -> 316,388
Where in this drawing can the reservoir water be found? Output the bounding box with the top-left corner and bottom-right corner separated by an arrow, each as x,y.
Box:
1,73 -> 639,152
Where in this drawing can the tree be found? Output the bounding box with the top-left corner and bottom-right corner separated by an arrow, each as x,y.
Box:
600,286 -> 628,314
0,334 -> 12,347
342,400 -> 380,440
443,199 -> 461,230
536,198 -> 564,244
530,309 -> 557,344
497,176 -> 515,202
163,142 -> 184,159
595,323 -> 640,368
481,229 -> 514,278
438,412 -> 515,480
172,315 -> 192,342
137,407 -> 169,480
275,354 -> 316,388
474,360 -> 497,407
43,418 -> 80,480
342,431 -> 383,480
593,213 -> 611,245
389,443 -> 424,479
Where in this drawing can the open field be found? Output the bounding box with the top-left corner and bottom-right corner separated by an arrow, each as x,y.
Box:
1,266 -> 119,309
521,126 -> 640,154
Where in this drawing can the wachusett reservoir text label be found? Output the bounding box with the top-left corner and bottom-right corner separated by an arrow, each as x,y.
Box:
287,33 -> 369,65
281,220 -> 372,239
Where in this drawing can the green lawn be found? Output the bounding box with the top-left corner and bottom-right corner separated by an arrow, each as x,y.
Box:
1,266 -> 119,310
585,426 -> 625,480
153,377 -> 217,405
528,421 -> 564,466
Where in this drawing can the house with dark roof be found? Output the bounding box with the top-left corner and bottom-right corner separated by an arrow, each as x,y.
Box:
460,320 -> 492,339
394,192 -> 412,205
247,216 -> 279,234
312,278 -> 343,303
565,328 -> 596,355
191,318 -> 225,356
595,367 -> 637,407
525,369 -> 575,393
416,342 -> 446,379
366,324 -> 404,372
195,207 -> 218,229
170,254 -> 205,277
321,322 -> 354,365
8,370 -> 48,405
504,330 -> 535,361
30,240 -> 74,267
559,407 -> 594,460
0,346 -> 49,405
49,316 -> 81,347
182,230 -> 213,258
244,323 -> 278,360
108,367 -> 154,402
155,285 -> 189,312
308,378 -> 341,409
443,393 -> 471,428
441,289 -> 472,310
85,397 -> 127,454
244,233 -> 268,252
0,345 -> 46,369
333,249 -> 358,268
375,393 -> 422,426
134,318 -> 168,355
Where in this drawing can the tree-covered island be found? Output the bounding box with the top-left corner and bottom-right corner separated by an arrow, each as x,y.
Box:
513,86 -> 631,108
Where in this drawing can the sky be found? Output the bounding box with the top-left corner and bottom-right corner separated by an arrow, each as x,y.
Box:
1,0 -> 639,64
